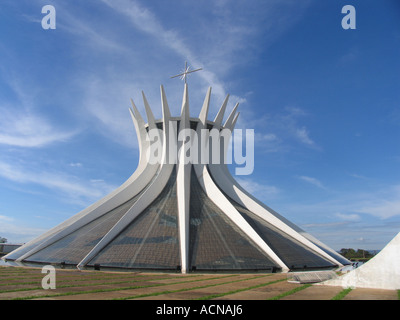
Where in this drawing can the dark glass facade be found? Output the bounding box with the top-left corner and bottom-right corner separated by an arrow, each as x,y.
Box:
233,202 -> 336,269
189,168 -> 279,271
87,168 -> 181,269
25,195 -> 141,265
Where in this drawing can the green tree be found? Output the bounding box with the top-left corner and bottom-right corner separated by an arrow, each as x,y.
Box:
339,248 -> 356,259
355,249 -> 373,259
339,248 -> 375,260
0,237 -> 7,243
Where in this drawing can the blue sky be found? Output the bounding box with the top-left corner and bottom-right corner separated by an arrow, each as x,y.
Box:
0,0 -> 399,251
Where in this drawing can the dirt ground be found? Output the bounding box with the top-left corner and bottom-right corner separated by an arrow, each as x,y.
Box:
0,266 -> 398,301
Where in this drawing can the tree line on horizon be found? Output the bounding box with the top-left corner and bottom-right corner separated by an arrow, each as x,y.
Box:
339,248 -> 377,260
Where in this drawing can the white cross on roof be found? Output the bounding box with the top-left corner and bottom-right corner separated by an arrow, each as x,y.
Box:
170,61 -> 202,84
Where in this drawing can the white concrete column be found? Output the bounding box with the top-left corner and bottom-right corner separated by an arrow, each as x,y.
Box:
177,83 -> 191,273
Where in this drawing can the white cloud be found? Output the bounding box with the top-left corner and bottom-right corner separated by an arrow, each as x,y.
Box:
349,173 -> 369,180
0,220 -> 47,244
81,77 -> 141,148
96,0 -> 305,109
301,221 -> 350,229
57,0 -> 242,145
335,212 -> 361,222
0,107 -> 76,148
279,107 -> 319,149
283,184 -> 400,222
99,0 -> 229,102
295,127 -> 315,146
337,48 -> 359,65
0,215 -> 14,222
283,107 -> 318,148
69,162 -> 83,167
358,200 -> 400,220
0,160 -> 116,203
39,0 -> 313,150
253,132 -> 283,153
347,185 -> 400,219
235,177 -> 280,200
47,1 -> 127,53
245,106 -> 319,153
0,66 -> 78,148
255,133 -> 279,143
298,175 -> 326,189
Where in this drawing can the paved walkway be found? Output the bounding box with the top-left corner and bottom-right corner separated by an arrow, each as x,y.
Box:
0,266 -> 398,300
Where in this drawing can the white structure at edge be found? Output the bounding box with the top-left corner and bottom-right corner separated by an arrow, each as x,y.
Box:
3,80 -> 349,273
321,232 -> 400,290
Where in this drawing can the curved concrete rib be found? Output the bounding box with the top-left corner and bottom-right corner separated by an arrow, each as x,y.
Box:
177,83 -> 191,273
199,87 -> 212,124
14,102 -> 160,262
207,120 -> 344,267
223,103 -> 239,129
77,85 -> 175,269
141,91 -> 157,131
195,99 -> 288,271
213,94 -> 229,129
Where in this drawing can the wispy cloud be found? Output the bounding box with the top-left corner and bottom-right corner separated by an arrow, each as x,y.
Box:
254,132 -> 283,153
335,212 -> 361,222
51,0 -> 247,145
0,215 -> 14,222
295,127 -> 315,146
300,218 -> 399,250
282,107 -> 318,149
97,0 -> 308,112
236,177 -> 280,200
283,183 -> 400,222
342,185 -> 400,220
243,106 -> 319,154
0,213 -> 46,244
99,0 -> 229,102
358,199 -> 400,220
0,65 -> 78,148
348,173 -> 369,180
30,0 -> 314,150
0,219 -> 48,244
69,162 -> 83,167
298,175 -> 326,189
337,47 -> 359,66
80,76 -> 140,148
0,160 -> 117,204
0,107 -> 76,147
